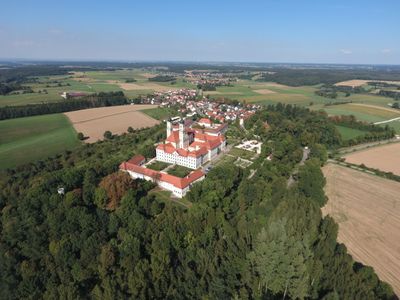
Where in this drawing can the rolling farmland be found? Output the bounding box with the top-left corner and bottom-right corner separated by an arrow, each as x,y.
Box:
0,114 -> 79,170
64,104 -> 160,143
344,142 -> 400,175
322,163 -> 400,295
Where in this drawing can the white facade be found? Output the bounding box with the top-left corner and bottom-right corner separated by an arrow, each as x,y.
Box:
126,169 -> 203,198
156,148 -> 201,169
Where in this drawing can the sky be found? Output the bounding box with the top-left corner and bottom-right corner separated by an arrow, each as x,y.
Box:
0,0 -> 399,64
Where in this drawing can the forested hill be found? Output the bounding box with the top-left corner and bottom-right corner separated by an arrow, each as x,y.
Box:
0,105 -> 394,299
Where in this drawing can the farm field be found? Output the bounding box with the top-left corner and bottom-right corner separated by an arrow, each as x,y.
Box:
335,79 -> 400,87
141,107 -> 177,121
0,114 -> 79,170
322,163 -> 400,295
321,103 -> 400,132
0,69 -> 196,107
344,142 -> 400,175
335,125 -> 367,141
64,104 -> 160,143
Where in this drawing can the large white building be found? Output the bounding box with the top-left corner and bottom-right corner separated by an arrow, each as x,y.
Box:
120,117 -> 227,198
156,118 -> 227,169
120,155 -> 205,198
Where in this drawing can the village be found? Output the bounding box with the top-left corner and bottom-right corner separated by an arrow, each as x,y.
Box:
139,88 -> 261,123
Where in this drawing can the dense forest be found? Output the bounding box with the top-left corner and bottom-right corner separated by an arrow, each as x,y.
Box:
0,104 -> 394,299
257,69 -> 400,86
0,92 -> 129,120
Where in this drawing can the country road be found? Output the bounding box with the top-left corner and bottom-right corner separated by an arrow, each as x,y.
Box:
374,116 -> 400,125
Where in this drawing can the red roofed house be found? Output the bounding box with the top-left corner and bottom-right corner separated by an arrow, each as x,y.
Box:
156,118 -> 226,169
198,118 -> 212,128
120,155 -> 205,198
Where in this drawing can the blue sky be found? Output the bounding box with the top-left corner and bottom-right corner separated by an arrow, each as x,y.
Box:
0,0 -> 398,64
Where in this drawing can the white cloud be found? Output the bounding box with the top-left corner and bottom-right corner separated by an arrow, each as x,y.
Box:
340,49 -> 352,55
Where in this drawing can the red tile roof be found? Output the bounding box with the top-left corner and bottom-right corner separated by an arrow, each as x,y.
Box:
157,143 -> 176,154
166,131 -> 180,143
127,155 -> 145,166
120,160 -> 205,189
157,142 -> 208,158
199,118 -> 211,124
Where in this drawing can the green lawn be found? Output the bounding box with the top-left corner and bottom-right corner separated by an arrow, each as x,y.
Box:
335,125 -> 367,141
167,165 -> 192,177
229,147 -> 257,160
146,160 -> 170,171
0,114 -> 80,170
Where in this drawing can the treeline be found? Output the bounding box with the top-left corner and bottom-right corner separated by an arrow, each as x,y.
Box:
315,84 -> 365,99
0,91 -> 128,120
257,68 -> 400,86
0,82 -> 32,95
148,75 -> 176,82
0,64 -> 108,83
0,106 -> 394,299
330,115 -> 395,146
197,83 -> 217,91
378,89 -> 400,100
315,86 -> 339,99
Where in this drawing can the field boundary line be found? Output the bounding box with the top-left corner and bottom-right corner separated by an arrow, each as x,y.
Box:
67,109 -> 157,125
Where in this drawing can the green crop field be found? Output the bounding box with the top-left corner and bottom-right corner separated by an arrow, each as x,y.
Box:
141,107 -> 177,121
335,125 -> 367,141
321,104 -> 400,123
0,114 -> 80,170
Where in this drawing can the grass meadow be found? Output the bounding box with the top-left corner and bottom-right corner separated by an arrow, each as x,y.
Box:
0,114 -> 79,170
335,125 -> 367,141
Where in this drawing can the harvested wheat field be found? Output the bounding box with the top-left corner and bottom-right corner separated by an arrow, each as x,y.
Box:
344,142 -> 400,175
253,88 -> 276,95
335,79 -> 400,87
322,163 -> 400,295
65,105 -> 159,143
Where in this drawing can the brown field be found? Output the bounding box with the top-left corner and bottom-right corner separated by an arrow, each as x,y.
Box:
322,163 -> 400,295
65,105 -> 159,143
253,88 -> 276,95
246,82 -> 292,89
335,79 -> 400,87
344,142 -> 400,175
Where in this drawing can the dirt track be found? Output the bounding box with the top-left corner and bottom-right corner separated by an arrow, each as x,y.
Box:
322,164 -> 400,295
344,142 -> 400,175
65,105 -> 159,143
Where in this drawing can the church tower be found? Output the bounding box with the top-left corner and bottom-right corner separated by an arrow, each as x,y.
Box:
166,119 -> 172,137
179,119 -> 189,149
